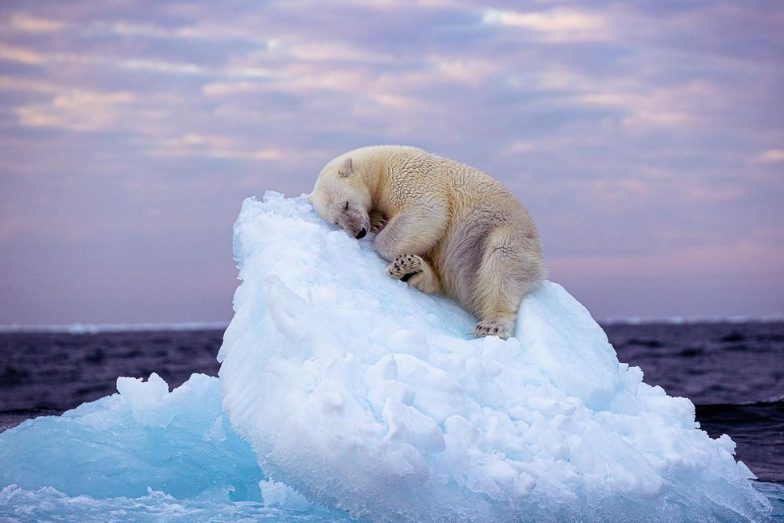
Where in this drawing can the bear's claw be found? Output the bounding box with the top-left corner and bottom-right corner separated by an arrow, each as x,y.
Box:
370,211 -> 388,233
387,254 -> 423,281
371,217 -> 388,233
474,319 -> 513,339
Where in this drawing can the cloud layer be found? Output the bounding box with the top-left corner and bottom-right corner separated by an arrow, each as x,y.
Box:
1,1 -> 782,323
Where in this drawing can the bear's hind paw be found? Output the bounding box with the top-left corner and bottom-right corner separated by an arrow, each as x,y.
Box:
474,319 -> 513,339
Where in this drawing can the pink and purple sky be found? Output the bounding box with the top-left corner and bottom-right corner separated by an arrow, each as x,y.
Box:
0,1 -> 782,325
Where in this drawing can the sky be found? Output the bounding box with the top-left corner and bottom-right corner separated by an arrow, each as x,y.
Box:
0,0 -> 782,325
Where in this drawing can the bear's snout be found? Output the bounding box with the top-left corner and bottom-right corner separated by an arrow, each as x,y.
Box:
339,208 -> 370,240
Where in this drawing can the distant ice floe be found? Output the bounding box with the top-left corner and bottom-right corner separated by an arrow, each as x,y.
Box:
0,192 -> 775,522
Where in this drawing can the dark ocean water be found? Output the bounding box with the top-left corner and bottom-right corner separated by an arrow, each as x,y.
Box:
0,322 -> 782,486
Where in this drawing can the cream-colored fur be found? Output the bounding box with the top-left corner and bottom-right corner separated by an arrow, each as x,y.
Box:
311,145 -> 545,339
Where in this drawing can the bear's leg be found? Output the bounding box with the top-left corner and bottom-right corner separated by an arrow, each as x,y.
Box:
473,226 -> 544,339
387,254 -> 442,294
374,205 -> 448,261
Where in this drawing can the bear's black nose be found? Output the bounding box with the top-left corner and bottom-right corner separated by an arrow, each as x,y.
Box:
355,228 -> 367,239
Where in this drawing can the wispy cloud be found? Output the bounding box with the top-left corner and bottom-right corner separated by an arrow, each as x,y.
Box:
85,19 -> 275,50
16,91 -> 136,132
752,149 -> 784,164
154,133 -> 282,162
481,7 -> 612,42
7,13 -> 65,33
0,45 -> 45,64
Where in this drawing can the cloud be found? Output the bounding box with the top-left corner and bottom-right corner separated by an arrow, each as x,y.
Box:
428,55 -> 500,85
549,240 -> 784,280
526,65 -> 732,131
0,75 -> 61,93
481,7 -> 612,42
286,41 -> 389,63
201,81 -> 267,97
0,45 -> 45,65
15,91 -> 136,132
502,141 -> 539,154
752,149 -> 784,164
153,133 -> 282,162
87,20 -> 272,46
7,13 -> 65,33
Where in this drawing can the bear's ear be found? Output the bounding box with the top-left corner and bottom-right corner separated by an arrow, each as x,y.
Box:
338,157 -> 353,177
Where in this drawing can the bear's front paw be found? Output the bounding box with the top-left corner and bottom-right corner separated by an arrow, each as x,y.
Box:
474,319 -> 513,339
370,212 -> 388,233
387,254 -> 423,282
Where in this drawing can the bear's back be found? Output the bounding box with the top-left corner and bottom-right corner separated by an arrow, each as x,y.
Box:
349,145 -> 526,222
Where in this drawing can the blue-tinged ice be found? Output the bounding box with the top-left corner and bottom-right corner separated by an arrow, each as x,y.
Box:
0,371 -> 345,521
0,191 -> 776,522
0,373 -> 262,501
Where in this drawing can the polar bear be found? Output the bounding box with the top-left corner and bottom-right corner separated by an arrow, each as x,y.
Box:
310,145 -> 545,339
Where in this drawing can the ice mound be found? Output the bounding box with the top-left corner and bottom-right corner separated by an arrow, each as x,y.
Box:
0,373 -> 262,501
219,192 -> 772,522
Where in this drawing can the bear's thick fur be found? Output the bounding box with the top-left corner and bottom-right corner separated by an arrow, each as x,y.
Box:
311,145 -> 545,339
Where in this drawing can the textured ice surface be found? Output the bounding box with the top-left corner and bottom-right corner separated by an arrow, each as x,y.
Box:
219,192 -> 772,522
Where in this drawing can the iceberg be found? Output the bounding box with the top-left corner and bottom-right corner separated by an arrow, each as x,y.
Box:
218,192 -> 771,522
0,191 -> 775,522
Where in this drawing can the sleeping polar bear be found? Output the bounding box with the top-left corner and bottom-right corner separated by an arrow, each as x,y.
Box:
310,145 -> 545,339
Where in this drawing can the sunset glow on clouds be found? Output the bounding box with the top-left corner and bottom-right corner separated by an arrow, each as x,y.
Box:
0,1 -> 782,323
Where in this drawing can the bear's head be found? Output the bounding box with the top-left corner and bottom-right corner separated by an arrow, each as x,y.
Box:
310,156 -> 371,240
